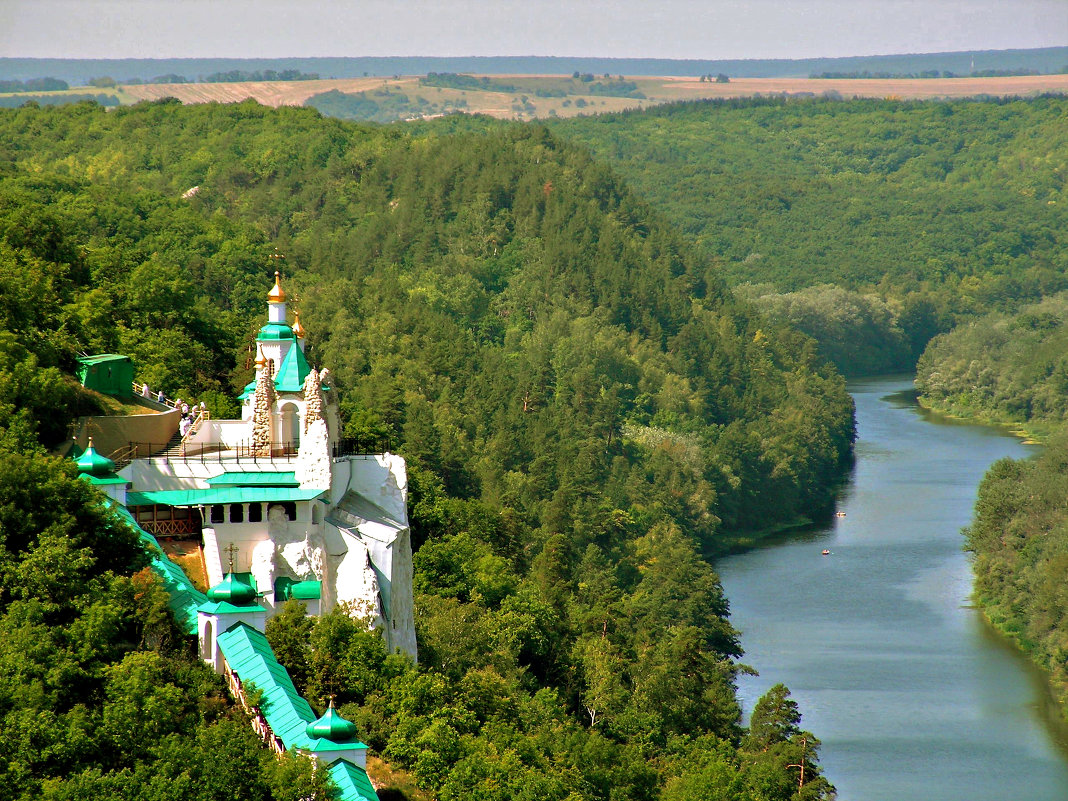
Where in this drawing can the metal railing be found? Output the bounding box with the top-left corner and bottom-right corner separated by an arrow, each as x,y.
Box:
110,442 -> 142,470
333,435 -> 393,457
176,408 -> 210,454
123,435 -> 393,463
124,439 -> 298,462
224,662 -> 286,757
132,381 -> 174,408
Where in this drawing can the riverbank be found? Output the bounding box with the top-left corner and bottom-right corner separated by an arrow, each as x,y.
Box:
919,389 -> 1068,722
977,600 -> 1068,720
717,375 -> 1068,800
710,512 -> 836,558
964,428 -> 1068,728
915,394 -> 1058,444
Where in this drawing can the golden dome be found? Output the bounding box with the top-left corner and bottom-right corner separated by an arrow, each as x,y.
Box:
268,270 -> 286,303
292,311 -> 306,339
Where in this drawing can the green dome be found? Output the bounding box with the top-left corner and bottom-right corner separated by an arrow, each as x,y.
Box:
258,322 -> 295,341
75,438 -> 116,476
207,571 -> 258,604
305,700 -> 358,742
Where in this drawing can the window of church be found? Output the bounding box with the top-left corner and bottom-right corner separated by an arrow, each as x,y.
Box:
210,504 -> 224,523
200,621 -> 213,660
229,504 -> 244,523
248,502 -> 262,523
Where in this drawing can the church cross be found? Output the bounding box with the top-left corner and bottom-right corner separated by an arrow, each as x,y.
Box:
224,543 -> 239,572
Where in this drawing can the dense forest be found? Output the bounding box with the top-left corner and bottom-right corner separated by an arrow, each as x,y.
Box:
305,87 -> 470,124
917,293 -> 1068,703
0,93 -> 120,108
0,100 -> 853,799
916,293 -> 1068,433
964,437 -> 1068,709
550,94 -> 1068,722
552,96 -> 1068,374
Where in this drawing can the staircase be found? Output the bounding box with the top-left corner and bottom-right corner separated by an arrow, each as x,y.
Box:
158,409 -> 210,458
109,443 -> 141,471
158,428 -> 186,457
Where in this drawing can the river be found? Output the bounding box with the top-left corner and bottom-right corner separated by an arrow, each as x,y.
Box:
717,375 -> 1068,801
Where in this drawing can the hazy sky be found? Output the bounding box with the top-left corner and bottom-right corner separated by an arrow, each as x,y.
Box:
1,1 -> 1065,60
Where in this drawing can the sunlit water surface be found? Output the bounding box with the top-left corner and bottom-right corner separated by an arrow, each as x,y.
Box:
718,375 -> 1068,801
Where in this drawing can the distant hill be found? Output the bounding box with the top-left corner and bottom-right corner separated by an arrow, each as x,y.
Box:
1,47 -> 1066,84
553,95 -> 1068,373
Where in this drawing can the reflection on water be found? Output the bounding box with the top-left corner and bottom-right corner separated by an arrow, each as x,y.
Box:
717,375 -> 1068,801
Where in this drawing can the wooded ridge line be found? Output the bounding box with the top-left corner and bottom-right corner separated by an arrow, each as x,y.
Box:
3,47 -> 1066,83
0,100 -> 849,800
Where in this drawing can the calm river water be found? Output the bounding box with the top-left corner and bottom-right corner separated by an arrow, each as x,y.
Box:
717,375 -> 1068,801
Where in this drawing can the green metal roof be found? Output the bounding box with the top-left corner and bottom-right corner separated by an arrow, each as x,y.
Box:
207,571 -> 258,604
306,701 -> 359,742
111,503 -> 379,801
328,760 -> 379,801
76,353 -> 131,366
216,623 -> 317,751
276,577 -> 321,601
304,736 -> 369,757
81,474 -> 129,486
258,322 -> 296,341
110,503 -> 207,635
291,580 -> 321,600
206,471 -> 299,487
239,344 -> 331,400
125,487 -> 325,507
76,442 -> 116,476
235,571 -> 259,591
198,599 -> 263,615
274,341 -> 312,394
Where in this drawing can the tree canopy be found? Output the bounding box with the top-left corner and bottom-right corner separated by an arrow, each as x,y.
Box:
0,98 -> 849,799
553,95 -> 1068,373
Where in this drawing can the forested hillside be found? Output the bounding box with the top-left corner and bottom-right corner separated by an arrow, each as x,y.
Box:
916,293 -> 1068,432
965,439 -> 1068,709
0,100 -> 850,799
915,294 -> 1068,699
553,96 -> 1068,373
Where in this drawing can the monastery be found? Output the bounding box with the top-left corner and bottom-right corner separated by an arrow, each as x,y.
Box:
72,271 -> 417,801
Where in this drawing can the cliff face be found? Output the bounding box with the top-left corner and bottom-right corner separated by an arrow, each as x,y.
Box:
326,454 -> 415,661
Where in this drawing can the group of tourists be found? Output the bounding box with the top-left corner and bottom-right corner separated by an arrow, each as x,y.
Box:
178,400 -> 208,438
139,381 -> 169,406
138,382 -> 206,439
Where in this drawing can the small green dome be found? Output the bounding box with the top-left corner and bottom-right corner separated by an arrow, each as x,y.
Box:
305,700 -> 358,742
75,438 -> 116,476
207,571 -> 258,604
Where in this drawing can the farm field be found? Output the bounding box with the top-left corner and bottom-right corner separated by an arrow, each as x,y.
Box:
116,73 -> 1068,119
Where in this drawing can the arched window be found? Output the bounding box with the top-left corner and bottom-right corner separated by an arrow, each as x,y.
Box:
248,503 -> 262,523
201,621 -> 213,660
280,402 -> 300,450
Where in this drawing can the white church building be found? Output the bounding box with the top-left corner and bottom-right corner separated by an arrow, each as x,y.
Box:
111,271 -> 417,660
